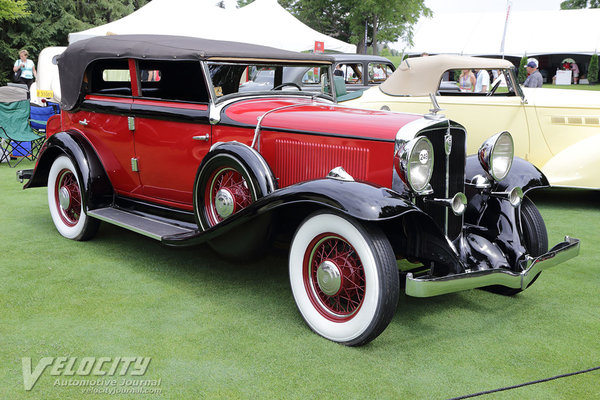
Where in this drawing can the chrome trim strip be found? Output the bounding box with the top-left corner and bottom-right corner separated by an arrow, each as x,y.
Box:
405,236 -> 580,297
251,102 -> 315,151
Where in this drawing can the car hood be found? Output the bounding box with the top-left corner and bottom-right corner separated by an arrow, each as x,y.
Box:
222,97 -> 423,142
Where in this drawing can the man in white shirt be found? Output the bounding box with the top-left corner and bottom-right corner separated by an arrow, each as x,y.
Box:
474,69 -> 490,93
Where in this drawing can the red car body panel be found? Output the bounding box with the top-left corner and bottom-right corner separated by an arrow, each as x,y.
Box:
60,95 -> 419,209
224,98 -> 422,141
132,98 -> 211,205
63,96 -> 142,196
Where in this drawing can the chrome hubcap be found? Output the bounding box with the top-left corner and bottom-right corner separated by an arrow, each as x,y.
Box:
59,187 -> 71,210
316,260 -> 342,296
215,188 -> 235,218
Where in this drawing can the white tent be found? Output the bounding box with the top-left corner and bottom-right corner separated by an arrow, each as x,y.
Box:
395,8 -> 600,57
69,0 -> 356,53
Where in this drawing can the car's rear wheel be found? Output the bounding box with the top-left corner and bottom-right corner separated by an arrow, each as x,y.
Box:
47,155 -> 99,241
289,211 -> 399,346
487,196 -> 548,296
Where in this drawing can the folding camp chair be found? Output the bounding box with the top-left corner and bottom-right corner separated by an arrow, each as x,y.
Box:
0,86 -> 45,168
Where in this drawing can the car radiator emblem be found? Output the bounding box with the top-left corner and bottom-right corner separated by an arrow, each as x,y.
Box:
444,132 -> 452,156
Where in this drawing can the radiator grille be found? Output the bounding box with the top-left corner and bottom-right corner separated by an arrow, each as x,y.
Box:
416,126 -> 466,239
274,138 -> 369,187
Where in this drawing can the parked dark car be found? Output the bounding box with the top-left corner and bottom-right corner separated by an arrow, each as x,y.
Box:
239,53 -> 395,98
19,35 -> 579,346
330,53 -> 395,92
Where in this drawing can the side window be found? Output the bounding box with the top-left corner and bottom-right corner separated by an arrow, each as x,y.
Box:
88,59 -> 132,96
368,63 -> 393,83
337,63 -> 363,85
302,68 -> 321,84
445,69 -> 513,96
138,60 -> 209,103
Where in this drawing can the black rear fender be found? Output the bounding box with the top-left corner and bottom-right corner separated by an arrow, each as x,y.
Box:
24,131 -> 113,210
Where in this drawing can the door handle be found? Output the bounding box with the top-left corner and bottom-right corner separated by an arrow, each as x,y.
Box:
79,119 -> 89,126
192,134 -> 210,142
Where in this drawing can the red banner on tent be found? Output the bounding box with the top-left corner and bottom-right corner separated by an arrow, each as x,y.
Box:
314,41 -> 324,54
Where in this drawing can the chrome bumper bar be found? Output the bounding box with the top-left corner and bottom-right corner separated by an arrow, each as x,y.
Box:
16,168 -> 33,183
405,236 -> 580,297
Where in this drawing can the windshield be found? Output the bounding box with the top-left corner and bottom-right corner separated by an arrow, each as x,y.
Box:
207,62 -> 333,102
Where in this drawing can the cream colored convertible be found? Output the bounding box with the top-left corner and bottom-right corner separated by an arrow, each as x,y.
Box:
343,55 -> 600,189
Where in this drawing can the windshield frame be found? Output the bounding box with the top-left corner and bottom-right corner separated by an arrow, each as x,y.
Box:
202,60 -> 335,104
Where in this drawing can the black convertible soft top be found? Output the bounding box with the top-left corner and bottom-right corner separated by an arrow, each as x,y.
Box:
58,34 -> 334,110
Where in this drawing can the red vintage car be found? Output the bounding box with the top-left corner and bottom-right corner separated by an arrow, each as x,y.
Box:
19,35 -> 579,346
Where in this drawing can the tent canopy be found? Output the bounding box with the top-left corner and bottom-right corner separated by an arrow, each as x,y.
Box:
69,0 -> 356,53
396,8 -> 600,57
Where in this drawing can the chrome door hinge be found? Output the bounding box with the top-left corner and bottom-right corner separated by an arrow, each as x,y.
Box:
131,158 -> 139,172
128,116 -> 135,131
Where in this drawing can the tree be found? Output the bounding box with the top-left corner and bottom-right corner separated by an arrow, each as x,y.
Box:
347,0 -> 430,55
588,53 -> 599,83
518,55 -> 527,84
242,0 -> 429,55
0,0 -> 29,22
560,0 -> 599,8
0,0 -> 149,85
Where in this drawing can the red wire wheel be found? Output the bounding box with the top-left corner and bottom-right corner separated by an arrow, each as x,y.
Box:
54,168 -> 82,227
204,166 -> 253,227
289,212 -> 399,345
303,233 -> 366,322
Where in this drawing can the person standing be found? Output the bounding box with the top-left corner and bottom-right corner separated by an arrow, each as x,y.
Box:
12,49 -> 37,89
523,59 -> 543,88
459,69 -> 476,92
571,62 -> 580,84
474,69 -> 489,93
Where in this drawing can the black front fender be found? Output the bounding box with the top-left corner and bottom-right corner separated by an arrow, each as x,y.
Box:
163,178 -> 428,246
466,155 -> 549,194
24,131 -> 113,210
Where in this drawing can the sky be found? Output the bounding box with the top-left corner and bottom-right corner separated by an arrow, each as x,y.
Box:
425,0 -> 565,14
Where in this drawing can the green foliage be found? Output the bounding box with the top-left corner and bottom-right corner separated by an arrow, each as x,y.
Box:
560,0 -> 600,8
274,0 -> 429,55
340,0 -> 430,55
0,0 -> 29,21
518,55 -> 528,84
588,53 -> 599,83
0,0 -> 149,85
453,69 -> 461,82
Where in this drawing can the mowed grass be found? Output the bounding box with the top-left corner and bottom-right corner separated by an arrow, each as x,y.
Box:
542,83 -> 600,91
1,160 -> 598,399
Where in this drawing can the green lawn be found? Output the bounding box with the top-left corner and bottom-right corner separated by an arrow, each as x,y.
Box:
542,83 -> 600,90
1,160 -> 598,399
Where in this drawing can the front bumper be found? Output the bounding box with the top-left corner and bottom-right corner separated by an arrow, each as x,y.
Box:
405,236 -> 580,297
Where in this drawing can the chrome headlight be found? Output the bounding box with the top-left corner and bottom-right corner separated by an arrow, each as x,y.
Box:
395,136 -> 434,192
478,131 -> 514,181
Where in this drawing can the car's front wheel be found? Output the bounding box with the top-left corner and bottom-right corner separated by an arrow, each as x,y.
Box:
289,211 -> 399,346
47,155 -> 99,241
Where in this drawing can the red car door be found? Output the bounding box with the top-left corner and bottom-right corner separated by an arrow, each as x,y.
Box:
130,60 -> 212,208
65,59 -> 141,196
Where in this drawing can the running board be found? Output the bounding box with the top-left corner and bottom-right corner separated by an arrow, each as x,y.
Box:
88,207 -> 196,241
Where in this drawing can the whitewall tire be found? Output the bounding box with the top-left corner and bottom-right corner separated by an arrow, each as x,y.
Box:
47,155 -> 99,241
289,211 -> 399,346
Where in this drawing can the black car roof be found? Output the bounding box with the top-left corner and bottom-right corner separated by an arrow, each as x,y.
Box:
59,35 -> 334,110
329,53 -> 395,65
